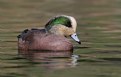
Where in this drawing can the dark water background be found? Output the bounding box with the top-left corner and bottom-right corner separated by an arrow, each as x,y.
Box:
0,0 -> 121,77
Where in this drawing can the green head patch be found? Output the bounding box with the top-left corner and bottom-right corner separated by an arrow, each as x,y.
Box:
45,16 -> 72,30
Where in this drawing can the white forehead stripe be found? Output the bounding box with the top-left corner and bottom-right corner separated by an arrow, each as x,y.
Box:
69,16 -> 77,32
63,15 -> 77,32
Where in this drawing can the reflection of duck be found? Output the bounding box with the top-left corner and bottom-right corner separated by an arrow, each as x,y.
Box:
17,15 -> 81,51
23,50 -> 79,69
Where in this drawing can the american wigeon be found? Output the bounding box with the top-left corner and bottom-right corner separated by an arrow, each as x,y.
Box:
17,15 -> 81,51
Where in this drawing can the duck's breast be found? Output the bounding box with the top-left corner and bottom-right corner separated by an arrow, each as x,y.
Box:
29,34 -> 73,51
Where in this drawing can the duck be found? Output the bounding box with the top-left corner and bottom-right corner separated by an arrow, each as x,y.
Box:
17,15 -> 81,52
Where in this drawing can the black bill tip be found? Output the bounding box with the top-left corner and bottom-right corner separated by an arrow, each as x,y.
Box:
78,41 -> 81,44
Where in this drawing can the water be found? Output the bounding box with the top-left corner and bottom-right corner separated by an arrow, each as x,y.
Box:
1,0 -> 121,77
18,50 -> 78,68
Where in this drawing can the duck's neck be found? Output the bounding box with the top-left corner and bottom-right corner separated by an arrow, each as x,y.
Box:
47,24 -> 74,37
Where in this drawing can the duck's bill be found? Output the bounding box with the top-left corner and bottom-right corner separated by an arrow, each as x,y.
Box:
71,33 -> 81,44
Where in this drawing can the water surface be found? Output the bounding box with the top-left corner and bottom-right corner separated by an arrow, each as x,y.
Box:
0,0 -> 121,77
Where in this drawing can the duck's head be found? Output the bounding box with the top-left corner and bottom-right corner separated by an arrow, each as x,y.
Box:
45,15 -> 81,44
